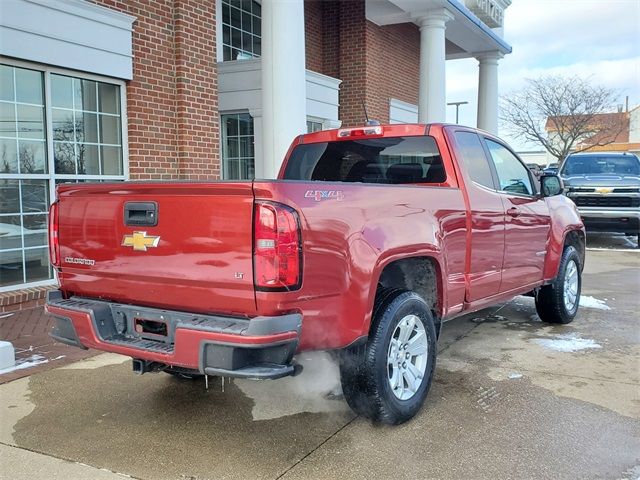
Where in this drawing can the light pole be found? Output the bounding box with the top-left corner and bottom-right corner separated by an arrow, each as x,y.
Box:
447,101 -> 469,124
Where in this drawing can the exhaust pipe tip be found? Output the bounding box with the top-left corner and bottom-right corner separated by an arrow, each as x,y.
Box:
291,362 -> 303,377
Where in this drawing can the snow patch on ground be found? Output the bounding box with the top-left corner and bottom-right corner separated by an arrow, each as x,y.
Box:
0,354 -> 48,375
532,334 -> 602,353
579,295 -> 612,310
508,372 -> 523,379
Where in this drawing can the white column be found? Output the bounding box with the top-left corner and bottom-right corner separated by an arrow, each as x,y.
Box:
417,9 -> 453,123
248,108 -> 264,178
476,51 -> 503,134
261,0 -> 307,179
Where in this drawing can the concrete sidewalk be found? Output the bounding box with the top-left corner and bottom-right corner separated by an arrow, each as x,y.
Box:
0,443 -> 130,480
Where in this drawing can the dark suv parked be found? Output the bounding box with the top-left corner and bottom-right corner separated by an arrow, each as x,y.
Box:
560,152 -> 640,246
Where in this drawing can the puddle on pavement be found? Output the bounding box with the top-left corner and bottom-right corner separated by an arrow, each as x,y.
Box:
3,353 -> 354,480
439,308 -> 640,419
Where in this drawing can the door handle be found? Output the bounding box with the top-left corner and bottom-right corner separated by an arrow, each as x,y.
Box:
507,207 -> 520,217
124,201 -> 158,227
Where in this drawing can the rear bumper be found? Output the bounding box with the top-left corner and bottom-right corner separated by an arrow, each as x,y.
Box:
45,291 -> 301,379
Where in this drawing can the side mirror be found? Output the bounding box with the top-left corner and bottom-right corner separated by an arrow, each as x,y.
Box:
540,174 -> 564,197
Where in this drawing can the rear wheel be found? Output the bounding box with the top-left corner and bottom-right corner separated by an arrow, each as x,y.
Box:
535,246 -> 582,324
340,290 -> 437,424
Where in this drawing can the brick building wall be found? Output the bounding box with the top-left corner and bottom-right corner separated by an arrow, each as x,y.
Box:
366,22 -> 420,123
337,0 -> 368,127
90,0 -> 220,181
304,0 -> 323,73
303,0 -> 420,127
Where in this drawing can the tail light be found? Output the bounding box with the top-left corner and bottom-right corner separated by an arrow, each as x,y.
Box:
48,201 -> 60,267
254,201 -> 302,290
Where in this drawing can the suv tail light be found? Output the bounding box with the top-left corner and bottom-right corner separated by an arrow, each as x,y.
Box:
48,201 -> 60,267
253,201 -> 302,290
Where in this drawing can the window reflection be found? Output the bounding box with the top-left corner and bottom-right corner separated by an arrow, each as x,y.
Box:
1,65 -> 125,288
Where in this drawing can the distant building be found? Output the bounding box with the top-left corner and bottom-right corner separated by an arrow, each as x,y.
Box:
517,150 -> 555,167
545,108 -> 640,156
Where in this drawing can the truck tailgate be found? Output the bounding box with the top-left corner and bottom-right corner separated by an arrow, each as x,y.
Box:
56,182 -> 257,315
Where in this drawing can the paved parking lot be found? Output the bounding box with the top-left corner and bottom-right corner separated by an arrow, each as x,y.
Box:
0,235 -> 638,480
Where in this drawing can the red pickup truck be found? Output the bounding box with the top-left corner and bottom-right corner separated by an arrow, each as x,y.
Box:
46,123 -> 584,424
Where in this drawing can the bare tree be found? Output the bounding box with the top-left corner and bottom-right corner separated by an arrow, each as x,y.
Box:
500,76 -> 626,163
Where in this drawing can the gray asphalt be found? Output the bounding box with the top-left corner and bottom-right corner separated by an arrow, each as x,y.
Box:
1,234 -> 638,480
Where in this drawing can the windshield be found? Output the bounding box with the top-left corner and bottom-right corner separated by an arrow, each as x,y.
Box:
561,155 -> 640,176
283,136 -> 446,184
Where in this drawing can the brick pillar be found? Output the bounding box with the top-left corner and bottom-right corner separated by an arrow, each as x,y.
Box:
92,0 -> 181,180
174,0 -> 220,180
338,0 -> 367,127
322,1 -> 340,79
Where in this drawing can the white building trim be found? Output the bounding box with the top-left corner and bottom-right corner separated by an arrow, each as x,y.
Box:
0,0 -> 136,80
390,99 -> 419,124
218,59 -> 341,178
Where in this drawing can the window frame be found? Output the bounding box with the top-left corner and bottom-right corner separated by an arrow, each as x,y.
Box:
306,117 -> 324,134
217,0 -> 262,62
220,111 -> 255,180
0,57 -> 129,292
480,135 -> 538,198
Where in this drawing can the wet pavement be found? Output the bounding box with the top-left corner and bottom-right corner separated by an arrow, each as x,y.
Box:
0,236 -> 638,479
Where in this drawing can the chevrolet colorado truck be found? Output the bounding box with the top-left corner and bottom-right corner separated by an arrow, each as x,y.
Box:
561,152 -> 640,246
46,123 -> 585,424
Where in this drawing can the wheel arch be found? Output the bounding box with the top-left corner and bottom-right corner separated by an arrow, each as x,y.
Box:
543,227 -> 586,281
564,229 -> 586,271
365,254 -> 445,337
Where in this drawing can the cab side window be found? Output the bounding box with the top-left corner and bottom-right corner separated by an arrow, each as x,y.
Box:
485,139 -> 534,195
453,131 -> 495,189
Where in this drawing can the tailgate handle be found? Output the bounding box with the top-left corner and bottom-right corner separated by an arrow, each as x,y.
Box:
124,202 -> 158,227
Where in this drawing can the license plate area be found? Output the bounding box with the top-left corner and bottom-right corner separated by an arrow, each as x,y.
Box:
134,317 -> 169,341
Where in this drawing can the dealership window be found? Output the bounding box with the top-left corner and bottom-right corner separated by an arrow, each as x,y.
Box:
0,63 -> 126,290
221,0 -> 262,61
222,113 -> 254,180
307,120 -> 323,133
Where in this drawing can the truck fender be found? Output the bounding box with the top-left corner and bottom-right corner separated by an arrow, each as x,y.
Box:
360,247 -> 446,336
543,227 -> 586,282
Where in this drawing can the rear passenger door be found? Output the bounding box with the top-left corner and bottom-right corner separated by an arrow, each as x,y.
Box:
450,129 -> 505,302
482,138 -> 551,291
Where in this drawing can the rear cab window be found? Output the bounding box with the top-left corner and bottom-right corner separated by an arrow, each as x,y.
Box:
283,136 -> 447,184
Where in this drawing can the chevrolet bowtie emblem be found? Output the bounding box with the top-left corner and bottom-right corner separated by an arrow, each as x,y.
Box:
595,187 -> 613,194
122,231 -> 160,251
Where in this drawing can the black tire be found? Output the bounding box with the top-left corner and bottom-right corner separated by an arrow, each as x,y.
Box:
339,289 -> 437,425
535,245 -> 582,324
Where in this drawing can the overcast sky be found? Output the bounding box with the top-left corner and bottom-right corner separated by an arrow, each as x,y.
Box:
445,0 -> 640,151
